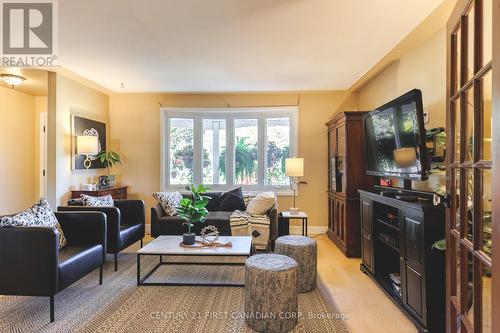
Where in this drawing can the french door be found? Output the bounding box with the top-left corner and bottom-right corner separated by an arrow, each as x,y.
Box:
446,1 -> 498,332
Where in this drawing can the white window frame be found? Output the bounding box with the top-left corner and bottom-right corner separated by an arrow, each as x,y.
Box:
160,106 -> 298,194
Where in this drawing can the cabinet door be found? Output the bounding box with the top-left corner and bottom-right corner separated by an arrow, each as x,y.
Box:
361,199 -> 372,234
401,211 -> 423,267
334,197 -> 346,244
360,198 -> 374,272
401,259 -> 426,324
328,195 -> 335,233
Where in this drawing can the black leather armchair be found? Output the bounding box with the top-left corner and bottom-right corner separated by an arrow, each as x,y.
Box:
0,211 -> 106,323
58,199 -> 145,271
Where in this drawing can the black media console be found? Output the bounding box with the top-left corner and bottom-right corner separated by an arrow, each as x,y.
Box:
359,188 -> 445,333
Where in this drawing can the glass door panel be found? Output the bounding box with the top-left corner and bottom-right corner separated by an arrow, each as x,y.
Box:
465,89 -> 475,162
454,27 -> 462,93
480,71 -> 492,161
481,169 -> 492,255
481,264 -> 492,333
466,6 -> 475,81
453,99 -> 462,162
481,0 -> 492,66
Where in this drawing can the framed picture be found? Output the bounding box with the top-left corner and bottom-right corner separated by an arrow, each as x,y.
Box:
71,115 -> 107,170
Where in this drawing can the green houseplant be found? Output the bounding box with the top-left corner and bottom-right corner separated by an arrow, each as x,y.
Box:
176,184 -> 211,245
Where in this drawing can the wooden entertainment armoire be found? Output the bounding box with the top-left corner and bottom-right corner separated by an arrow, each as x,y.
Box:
326,111 -> 373,257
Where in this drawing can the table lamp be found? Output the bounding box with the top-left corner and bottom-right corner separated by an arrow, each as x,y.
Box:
285,157 -> 304,215
76,135 -> 99,190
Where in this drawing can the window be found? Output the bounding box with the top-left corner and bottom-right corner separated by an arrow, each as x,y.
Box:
162,107 -> 297,192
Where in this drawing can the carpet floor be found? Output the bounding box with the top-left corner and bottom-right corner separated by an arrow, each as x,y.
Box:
0,253 -> 350,333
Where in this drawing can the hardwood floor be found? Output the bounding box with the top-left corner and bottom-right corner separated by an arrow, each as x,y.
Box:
132,233 -> 417,333
315,233 -> 417,333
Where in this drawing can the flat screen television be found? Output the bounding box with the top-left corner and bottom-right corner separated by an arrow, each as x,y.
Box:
363,89 -> 429,180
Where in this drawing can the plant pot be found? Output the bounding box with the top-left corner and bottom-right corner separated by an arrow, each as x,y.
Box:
183,233 -> 196,245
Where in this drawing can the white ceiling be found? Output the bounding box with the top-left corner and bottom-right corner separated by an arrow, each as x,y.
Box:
59,0 -> 443,93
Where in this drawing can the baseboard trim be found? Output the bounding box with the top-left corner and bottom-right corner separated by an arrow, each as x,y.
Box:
289,226 -> 328,236
145,224 -> 328,236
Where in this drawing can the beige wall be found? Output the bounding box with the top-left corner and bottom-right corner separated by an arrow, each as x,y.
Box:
0,86 -> 36,214
109,91 -> 352,230
352,27 -> 447,191
355,27 -> 446,129
52,74 -> 110,206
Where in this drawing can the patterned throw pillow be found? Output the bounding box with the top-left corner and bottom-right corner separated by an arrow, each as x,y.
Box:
152,191 -> 183,216
81,194 -> 115,207
0,198 -> 67,249
246,191 -> 276,215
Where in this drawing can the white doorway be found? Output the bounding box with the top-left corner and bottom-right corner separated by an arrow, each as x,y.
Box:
39,112 -> 47,198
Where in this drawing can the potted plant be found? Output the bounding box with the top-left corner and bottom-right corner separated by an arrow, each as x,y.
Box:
176,184 -> 210,245
96,151 -> 121,186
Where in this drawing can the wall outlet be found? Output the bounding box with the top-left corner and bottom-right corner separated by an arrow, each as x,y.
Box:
423,108 -> 429,124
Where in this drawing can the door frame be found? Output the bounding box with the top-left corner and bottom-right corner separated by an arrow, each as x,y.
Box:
39,112 -> 47,198
491,1 -> 500,331
445,0 -> 499,332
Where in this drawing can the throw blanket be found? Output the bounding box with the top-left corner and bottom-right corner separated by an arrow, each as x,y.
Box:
230,210 -> 270,250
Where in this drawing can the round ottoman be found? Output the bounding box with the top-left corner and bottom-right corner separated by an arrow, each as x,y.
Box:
275,235 -> 317,293
245,254 -> 298,333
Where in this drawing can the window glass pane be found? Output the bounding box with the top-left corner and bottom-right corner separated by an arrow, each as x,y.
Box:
465,168 -> 474,242
481,169 -> 492,256
454,237 -> 461,300
481,70 -> 492,161
481,263 -> 492,333
466,6 -> 475,81
482,0 -> 492,66
465,89 -> 474,162
453,168 -> 461,230
169,118 -> 194,185
454,28 -> 462,92
202,119 -> 226,185
453,99 -> 461,162
266,117 -> 290,185
465,251 -> 474,326
235,119 -> 258,185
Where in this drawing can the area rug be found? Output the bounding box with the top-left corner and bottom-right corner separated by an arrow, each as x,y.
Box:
0,253 -> 350,333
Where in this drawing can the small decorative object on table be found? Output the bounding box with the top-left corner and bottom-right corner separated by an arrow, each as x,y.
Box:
176,184 -> 210,245
201,225 -> 220,243
98,175 -> 109,188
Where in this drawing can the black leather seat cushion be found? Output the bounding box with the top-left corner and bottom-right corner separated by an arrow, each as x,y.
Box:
119,224 -> 143,249
157,211 -> 233,236
58,245 -> 103,290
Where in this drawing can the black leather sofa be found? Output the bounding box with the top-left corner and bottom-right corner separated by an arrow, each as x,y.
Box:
58,199 -> 145,271
0,211 -> 107,323
151,192 -> 278,247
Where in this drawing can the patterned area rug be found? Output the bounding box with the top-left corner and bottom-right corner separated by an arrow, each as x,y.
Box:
0,253 -> 350,333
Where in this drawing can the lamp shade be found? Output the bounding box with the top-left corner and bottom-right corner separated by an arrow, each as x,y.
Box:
76,135 -> 99,155
285,157 -> 304,177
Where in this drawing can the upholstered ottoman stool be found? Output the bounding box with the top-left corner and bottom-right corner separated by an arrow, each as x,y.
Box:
245,254 -> 298,333
275,235 -> 317,293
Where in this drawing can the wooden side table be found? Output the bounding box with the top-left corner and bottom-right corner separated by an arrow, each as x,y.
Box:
71,185 -> 128,200
279,212 -> 309,237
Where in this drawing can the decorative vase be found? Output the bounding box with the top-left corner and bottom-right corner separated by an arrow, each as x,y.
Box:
183,233 -> 195,245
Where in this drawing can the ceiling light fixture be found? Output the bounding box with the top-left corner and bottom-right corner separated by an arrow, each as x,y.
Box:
1,74 -> 26,88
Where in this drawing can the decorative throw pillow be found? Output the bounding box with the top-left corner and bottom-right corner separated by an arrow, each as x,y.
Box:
246,191 -> 276,215
152,191 -> 183,216
219,187 -> 246,212
81,194 -> 114,207
0,198 -> 67,249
